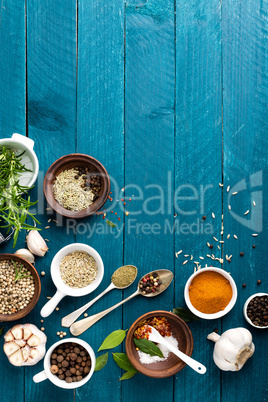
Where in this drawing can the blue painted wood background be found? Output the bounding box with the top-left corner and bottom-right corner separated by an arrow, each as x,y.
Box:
0,0 -> 267,401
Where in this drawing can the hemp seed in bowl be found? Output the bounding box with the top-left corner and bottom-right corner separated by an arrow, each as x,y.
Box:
60,251 -> 98,289
0,259 -> 35,314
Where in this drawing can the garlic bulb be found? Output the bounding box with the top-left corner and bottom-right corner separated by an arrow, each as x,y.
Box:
14,249 -> 35,264
207,327 -> 255,371
27,230 -> 48,257
4,324 -> 47,366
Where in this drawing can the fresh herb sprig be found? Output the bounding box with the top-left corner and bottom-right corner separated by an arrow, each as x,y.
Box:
12,260 -> 32,282
0,146 -> 40,247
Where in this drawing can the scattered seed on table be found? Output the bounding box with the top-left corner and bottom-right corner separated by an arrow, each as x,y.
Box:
41,271 -> 45,277
244,210 -> 249,215
234,235 -> 238,239
41,327 -> 45,331
257,280 -> 261,285
48,219 -> 52,223
60,334 -> 63,338
183,260 -> 188,265
199,256 -> 204,260
227,234 -> 230,239
202,215 -> 206,220
252,245 -> 256,248
47,296 -> 51,299
240,252 -> 244,257
184,254 -> 189,257
45,226 -> 50,229
41,319 -> 44,323
217,245 -> 221,250
252,234 -> 258,237
212,212 -> 215,219
84,313 -> 88,317
253,201 -> 256,206
125,211 -> 129,216
214,328 -> 219,333
207,254 -> 211,258
219,183 -> 223,187
213,237 -> 218,242
242,283 -> 246,288
63,332 -> 67,336
57,332 -> 60,336
228,205 -> 231,210
227,185 -> 230,192
56,307 -> 59,311
232,192 -> 238,195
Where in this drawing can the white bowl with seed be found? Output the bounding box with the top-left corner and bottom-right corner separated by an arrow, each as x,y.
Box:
40,243 -> 104,318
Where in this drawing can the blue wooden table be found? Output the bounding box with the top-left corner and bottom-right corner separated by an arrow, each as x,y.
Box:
0,0 -> 267,401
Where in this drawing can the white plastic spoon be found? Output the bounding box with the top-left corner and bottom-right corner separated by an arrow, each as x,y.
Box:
147,325 -> 206,375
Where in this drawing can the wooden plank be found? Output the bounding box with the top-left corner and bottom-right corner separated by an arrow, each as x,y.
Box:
174,0 -> 222,400
222,0 -> 268,400
0,1 -> 26,401
76,0 -> 124,400
123,0 -> 175,399
25,0 -> 77,400
0,0 -> 26,136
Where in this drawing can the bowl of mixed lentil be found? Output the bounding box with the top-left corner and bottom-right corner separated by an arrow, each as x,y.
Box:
43,153 -> 110,218
125,310 -> 193,378
0,254 -> 41,321
243,293 -> 268,329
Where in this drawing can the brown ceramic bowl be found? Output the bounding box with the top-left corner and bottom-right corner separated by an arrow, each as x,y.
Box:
0,254 -> 41,321
125,310 -> 193,378
43,154 -> 110,218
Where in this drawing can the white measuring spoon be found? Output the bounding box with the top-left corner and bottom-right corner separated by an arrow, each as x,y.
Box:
147,325 -> 206,374
61,265 -> 137,327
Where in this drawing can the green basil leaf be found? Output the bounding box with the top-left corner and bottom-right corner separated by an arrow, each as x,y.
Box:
172,307 -> 200,323
0,327 -> 4,337
94,352 -> 109,372
134,338 -> 163,357
112,353 -> 137,372
106,220 -> 116,228
119,370 -> 137,380
98,329 -> 127,351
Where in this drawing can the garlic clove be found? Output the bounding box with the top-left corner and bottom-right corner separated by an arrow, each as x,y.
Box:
15,340 -> 27,348
27,334 -> 41,347
23,325 -> 33,340
4,331 -> 14,342
4,342 -> 20,356
22,346 -> 30,362
30,348 -> 39,359
10,325 -> 23,340
9,350 -> 24,366
14,249 -> 35,265
27,230 -> 48,257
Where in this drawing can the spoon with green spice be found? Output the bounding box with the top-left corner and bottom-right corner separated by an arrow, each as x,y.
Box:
61,265 -> 138,327
70,269 -> 174,336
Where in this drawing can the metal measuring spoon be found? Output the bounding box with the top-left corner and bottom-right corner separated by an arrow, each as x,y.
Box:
70,269 -> 174,336
61,265 -> 138,327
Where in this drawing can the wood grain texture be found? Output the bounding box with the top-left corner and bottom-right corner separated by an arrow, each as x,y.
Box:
26,0 -> 77,400
0,1 -> 26,400
174,0 -> 222,400
76,0 -> 124,400
222,0 -> 268,400
123,0 -> 175,399
0,0 -> 26,136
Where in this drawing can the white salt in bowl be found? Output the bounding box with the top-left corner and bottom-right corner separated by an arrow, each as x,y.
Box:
184,267 -> 237,320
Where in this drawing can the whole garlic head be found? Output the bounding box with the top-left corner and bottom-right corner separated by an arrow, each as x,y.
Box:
4,324 -> 47,366
207,327 -> 255,371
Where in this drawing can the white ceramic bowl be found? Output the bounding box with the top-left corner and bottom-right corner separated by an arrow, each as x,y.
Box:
41,243 -> 104,317
243,293 -> 268,329
0,133 -> 39,187
33,338 -> 96,389
184,267 -> 237,320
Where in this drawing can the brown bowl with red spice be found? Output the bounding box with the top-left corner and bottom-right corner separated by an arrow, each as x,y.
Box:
184,267 -> 237,320
43,154 -> 110,219
125,310 -> 194,378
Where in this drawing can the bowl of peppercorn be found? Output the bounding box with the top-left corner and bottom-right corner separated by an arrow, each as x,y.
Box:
33,338 -> 96,389
243,293 -> 268,329
43,153 -> 110,218
0,253 -> 41,321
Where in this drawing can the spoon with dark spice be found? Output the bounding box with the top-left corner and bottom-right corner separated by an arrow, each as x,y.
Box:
61,265 -> 138,327
70,270 -> 174,336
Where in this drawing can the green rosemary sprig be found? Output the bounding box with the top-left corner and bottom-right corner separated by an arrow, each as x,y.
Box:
0,146 -> 40,247
12,260 -> 32,282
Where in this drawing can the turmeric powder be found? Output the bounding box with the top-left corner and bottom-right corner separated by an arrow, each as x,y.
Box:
189,271 -> 232,314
